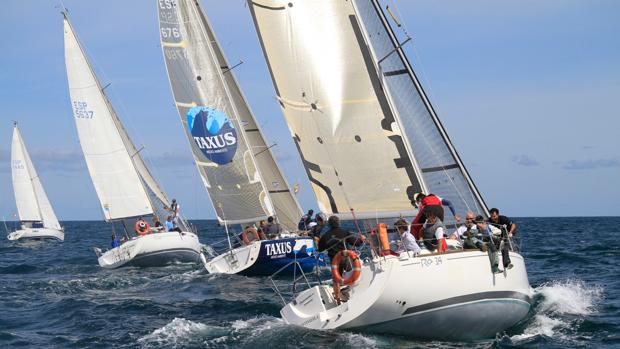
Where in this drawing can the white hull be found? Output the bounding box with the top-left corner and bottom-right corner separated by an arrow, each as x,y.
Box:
281,250 -> 531,340
7,228 -> 64,241
205,241 -> 260,274
97,231 -> 202,269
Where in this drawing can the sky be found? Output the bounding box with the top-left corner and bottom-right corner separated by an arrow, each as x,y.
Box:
0,0 -> 618,220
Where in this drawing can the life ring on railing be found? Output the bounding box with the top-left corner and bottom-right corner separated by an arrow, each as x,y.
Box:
331,250 -> 362,286
242,227 -> 260,245
135,220 -> 150,236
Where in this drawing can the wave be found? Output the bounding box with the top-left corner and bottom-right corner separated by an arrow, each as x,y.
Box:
508,279 -> 603,344
137,315 -> 381,348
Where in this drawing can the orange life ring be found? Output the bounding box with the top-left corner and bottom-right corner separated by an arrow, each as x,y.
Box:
331,250 -> 362,286
242,227 -> 260,245
135,220 -> 150,236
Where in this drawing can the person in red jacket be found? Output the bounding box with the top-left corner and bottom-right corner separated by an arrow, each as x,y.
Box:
410,193 -> 461,239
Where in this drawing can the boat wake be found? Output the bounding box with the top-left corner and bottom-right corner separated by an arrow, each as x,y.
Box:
137,315 -> 381,348
506,279 -> 603,344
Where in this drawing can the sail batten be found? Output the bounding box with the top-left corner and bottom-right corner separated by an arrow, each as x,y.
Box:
158,0 -> 302,228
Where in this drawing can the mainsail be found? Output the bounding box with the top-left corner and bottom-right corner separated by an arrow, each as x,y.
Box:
157,0 -> 302,228
248,0 -> 488,222
11,124 -> 61,230
64,13 -> 186,229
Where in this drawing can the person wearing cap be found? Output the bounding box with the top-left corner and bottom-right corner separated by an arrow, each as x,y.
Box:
410,193 -> 461,240
318,215 -> 366,303
394,218 -> 421,254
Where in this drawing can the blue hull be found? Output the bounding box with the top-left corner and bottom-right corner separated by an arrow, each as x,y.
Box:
241,237 -> 317,277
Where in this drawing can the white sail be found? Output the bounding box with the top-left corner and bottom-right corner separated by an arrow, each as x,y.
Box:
351,0 -> 488,219
157,0 -> 302,227
11,125 -> 61,229
63,16 -> 153,221
248,0 -> 426,220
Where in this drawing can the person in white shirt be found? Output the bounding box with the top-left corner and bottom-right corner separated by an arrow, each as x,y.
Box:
394,218 -> 421,255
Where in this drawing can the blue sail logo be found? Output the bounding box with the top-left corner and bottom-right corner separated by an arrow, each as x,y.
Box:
187,106 -> 237,165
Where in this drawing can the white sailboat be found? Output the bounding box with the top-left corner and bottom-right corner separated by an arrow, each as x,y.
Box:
248,0 -> 531,339
7,122 -> 64,241
156,0 -> 315,276
63,12 -> 203,269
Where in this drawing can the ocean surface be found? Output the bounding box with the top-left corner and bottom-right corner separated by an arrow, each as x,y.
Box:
0,217 -> 618,348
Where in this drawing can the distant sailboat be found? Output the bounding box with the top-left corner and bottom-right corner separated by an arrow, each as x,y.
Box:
248,0 -> 532,340
157,0 -> 315,275
63,12 -> 204,268
7,122 -> 64,241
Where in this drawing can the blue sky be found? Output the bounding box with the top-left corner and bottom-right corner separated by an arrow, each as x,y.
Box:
0,0 -> 618,220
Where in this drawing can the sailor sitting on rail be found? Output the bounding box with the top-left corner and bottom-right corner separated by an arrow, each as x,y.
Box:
394,218 -> 421,254
451,212 -> 487,252
421,212 -> 447,254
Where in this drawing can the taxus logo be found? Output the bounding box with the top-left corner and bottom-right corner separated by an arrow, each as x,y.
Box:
187,106 -> 237,165
265,241 -> 292,257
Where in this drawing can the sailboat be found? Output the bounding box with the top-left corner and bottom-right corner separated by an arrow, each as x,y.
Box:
156,0 -> 315,275
248,0 -> 532,340
7,122 -> 64,241
63,12 -> 204,269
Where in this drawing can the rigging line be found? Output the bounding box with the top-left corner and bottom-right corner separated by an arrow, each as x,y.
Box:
371,0 -> 475,214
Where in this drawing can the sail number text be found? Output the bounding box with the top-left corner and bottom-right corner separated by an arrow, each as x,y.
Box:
158,0 -> 176,9
420,256 -> 443,268
161,27 -> 181,39
73,101 -> 94,119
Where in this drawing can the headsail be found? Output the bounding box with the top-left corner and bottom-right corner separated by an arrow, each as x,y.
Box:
11,124 -> 61,230
248,0 -> 487,222
64,14 -> 182,226
157,0 -> 302,228
350,0 -> 489,219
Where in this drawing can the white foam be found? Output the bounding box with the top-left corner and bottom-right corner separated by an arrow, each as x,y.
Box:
536,279 -> 602,316
342,332 -> 379,348
138,317 -> 222,347
510,279 -> 603,343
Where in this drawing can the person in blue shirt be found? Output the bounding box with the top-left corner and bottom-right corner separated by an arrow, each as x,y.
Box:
165,215 -> 180,232
111,233 -> 121,248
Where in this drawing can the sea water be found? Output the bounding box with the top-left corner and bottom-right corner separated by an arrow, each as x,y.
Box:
0,217 -> 618,348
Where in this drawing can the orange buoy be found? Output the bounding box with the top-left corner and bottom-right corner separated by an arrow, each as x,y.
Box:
331,250 -> 362,286
378,223 -> 390,252
135,219 -> 150,236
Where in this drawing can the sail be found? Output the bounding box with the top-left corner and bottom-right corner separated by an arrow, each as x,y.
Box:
11,125 -> 61,229
248,0 -> 426,220
64,16 -> 153,221
350,0 -> 488,219
158,0 -> 302,227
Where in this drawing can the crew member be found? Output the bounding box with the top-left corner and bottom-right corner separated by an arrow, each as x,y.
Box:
411,193 -> 460,239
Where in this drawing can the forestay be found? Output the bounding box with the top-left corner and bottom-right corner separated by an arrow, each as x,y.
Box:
64,15 -> 154,221
11,125 -> 61,230
351,0 -> 488,220
158,0 -> 302,228
248,0 -> 426,220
